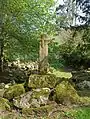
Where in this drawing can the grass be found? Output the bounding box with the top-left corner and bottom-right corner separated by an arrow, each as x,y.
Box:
74,107 -> 90,119
59,107 -> 90,119
50,68 -> 72,78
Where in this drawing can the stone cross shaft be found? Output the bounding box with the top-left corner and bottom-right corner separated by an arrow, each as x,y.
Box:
39,34 -> 50,74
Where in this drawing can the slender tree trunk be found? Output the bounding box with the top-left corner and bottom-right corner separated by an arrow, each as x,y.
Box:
0,25 -> 4,72
0,0 -> 5,72
0,38 -> 4,72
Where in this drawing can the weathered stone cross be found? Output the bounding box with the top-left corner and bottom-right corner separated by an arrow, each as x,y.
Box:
39,34 -> 51,74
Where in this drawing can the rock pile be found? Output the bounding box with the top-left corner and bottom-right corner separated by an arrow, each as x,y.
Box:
0,73 -> 90,117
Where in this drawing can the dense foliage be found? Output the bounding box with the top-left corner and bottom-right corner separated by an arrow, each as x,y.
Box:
0,0 -> 90,70
48,0 -> 90,69
48,26 -> 90,70
0,0 -> 55,63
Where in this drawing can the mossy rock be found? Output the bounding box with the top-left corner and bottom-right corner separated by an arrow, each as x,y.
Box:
3,84 -> 25,100
31,88 -> 50,107
28,74 -> 57,89
0,89 -> 5,97
13,88 -> 50,109
55,81 -> 80,105
80,97 -> 90,105
0,97 -> 11,111
13,91 -> 32,109
0,83 -> 5,89
22,105 -> 53,116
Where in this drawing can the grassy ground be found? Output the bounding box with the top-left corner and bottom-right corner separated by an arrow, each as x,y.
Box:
73,107 -> 90,119
50,68 -> 72,78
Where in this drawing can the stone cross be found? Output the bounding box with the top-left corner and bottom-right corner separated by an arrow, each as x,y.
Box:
39,34 -> 50,74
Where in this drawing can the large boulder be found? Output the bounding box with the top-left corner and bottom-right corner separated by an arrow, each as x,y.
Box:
55,81 -> 80,105
0,97 -> 11,111
13,88 -> 50,109
54,81 -> 90,105
28,74 -> 57,89
3,84 -> 25,100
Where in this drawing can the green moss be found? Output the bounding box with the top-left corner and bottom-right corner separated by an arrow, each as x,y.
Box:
3,84 -> 25,100
0,97 -> 11,111
49,67 -> 72,78
28,74 -> 57,88
55,81 -> 80,104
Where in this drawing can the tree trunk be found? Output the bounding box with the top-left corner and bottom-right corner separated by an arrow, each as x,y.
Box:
0,38 -> 4,72
0,1 -> 5,72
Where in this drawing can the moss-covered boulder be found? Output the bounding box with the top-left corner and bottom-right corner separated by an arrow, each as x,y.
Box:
28,74 -> 57,89
13,88 -> 50,109
0,97 -> 11,111
55,81 -> 80,105
3,84 -> 25,100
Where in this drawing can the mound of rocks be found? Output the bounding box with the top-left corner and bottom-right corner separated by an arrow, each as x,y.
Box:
0,73 -> 90,117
